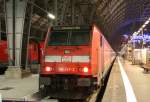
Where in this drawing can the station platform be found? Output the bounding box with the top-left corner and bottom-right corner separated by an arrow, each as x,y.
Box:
102,57 -> 150,102
0,74 -> 39,101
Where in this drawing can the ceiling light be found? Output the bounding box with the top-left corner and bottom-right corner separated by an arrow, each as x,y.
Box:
133,32 -> 137,36
139,28 -> 143,32
48,13 -> 55,19
145,20 -> 150,25
142,24 -> 146,28
137,30 -> 140,34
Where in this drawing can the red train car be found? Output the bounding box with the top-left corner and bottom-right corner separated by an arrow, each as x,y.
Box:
0,41 -> 8,69
28,40 -> 40,64
0,40 -> 41,74
39,25 -> 116,99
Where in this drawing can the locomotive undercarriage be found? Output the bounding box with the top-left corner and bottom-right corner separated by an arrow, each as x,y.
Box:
39,74 -> 98,99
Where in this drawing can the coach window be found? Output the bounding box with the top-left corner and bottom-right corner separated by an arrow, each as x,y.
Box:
100,36 -> 102,47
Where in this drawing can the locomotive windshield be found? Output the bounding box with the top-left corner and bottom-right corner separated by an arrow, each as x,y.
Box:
48,30 -> 90,46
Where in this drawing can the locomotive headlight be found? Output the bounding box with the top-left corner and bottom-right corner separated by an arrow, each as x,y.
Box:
45,66 -> 52,72
83,67 -> 89,73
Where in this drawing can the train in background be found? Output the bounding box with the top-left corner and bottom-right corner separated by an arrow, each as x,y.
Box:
0,40 -> 8,74
39,25 -> 116,99
0,39 -> 43,74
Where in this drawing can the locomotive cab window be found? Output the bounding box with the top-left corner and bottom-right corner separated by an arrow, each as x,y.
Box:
48,30 -> 90,46
70,31 -> 90,45
48,31 -> 68,45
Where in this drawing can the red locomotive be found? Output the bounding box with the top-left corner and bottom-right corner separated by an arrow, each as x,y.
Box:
39,25 -> 116,99
0,40 -> 42,74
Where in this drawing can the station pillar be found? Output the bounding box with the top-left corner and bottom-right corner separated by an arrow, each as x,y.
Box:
5,0 -> 28,78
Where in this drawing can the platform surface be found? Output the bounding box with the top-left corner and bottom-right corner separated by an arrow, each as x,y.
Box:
102,58 -> 126,102
0,74 -> 38,101
102,57 -> 150,102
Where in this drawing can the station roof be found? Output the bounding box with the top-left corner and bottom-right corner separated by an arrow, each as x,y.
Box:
0,0 -> 150,50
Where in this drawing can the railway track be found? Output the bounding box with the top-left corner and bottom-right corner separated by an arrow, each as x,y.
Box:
39,82 -> 103,102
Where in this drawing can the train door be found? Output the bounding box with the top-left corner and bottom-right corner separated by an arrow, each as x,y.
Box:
100,35 -> 104,78
28,41 -> 41,74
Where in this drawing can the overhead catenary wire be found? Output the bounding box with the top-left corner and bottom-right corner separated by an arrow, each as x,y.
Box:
27,1 -> 49,14
27,0 -> 55,19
